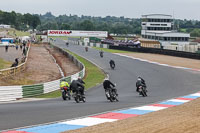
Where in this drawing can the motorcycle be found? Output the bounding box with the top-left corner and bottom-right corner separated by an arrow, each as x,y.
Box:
85,46 -> 88,52
138,85 -> 147,97
61,87 -> 71,100
110,63 -> 115,70
73,87 -> 86,103
105,85 -> 119,102
100,51 -> 103,58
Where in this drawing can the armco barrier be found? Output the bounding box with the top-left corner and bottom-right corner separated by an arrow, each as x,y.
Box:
70,40 -> 200,60
109,45 -> 200,60
22,84 -> 44,98
0,43 -> 85,102
44,79 -> 60,94
0,86 -> 22,102
0,44 -> 31,79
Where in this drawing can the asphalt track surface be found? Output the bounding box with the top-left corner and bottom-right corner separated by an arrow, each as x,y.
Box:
1,38 -> 200,131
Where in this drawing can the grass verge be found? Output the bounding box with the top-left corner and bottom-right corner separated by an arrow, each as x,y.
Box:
0,58 -> 12,69
7,29 -> 30,37
93,47 -> 133,53
35,49 -> 105,98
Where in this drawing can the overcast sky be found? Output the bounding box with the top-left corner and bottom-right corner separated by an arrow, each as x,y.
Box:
1,0 -> 200,20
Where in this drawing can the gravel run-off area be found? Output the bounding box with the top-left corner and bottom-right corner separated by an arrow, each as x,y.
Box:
0,44 -> 80,86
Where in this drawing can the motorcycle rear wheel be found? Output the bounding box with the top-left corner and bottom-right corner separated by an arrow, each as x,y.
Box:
75,96 -> 80,103
62,91 -> 67,100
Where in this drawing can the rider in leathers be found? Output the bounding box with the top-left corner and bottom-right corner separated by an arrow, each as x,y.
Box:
109,59 -> 115,68
136,77 -> 147,92
70,79 -> 85,96
103,78 -> 118,99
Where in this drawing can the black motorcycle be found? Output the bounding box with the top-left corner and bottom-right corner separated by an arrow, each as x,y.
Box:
100,51 -> 103,58
138,85 -> 147,97
105,86 -> 118,102
85,46 -> 88,52
61,87 -> 71,100
110,63 -> 115,69
73,87 -> 86,103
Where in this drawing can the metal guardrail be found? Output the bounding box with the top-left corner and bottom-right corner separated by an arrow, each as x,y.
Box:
0,44 -> 31,79
109,45 -> 200,60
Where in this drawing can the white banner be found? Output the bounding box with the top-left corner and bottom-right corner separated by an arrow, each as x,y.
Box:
48,30 -> 108,37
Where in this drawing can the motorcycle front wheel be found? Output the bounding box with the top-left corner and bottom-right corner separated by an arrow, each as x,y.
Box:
62,91 -> 67,100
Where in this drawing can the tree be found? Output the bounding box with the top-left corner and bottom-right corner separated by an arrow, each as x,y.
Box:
60,23 -> 71,30
31,15 -> 41,30
190,29 -> 200,37
80,20 -> 95,30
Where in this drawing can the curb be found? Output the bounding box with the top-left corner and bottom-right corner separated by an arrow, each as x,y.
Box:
3,92 -> 200,133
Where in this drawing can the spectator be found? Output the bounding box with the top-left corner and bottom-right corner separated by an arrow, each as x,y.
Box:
20,45 -> 23,50
23,41 -> 26,47
11,58 -> 19,67
5,45 -> 8,52
22,47 -> 26,56
16,45 -> 18,50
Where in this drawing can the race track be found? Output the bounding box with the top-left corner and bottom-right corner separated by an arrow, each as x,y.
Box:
1,38 -> 200,131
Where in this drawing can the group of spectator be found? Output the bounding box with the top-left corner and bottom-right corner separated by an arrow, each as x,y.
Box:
6,41 -> 29,68
101,39 -> 141,47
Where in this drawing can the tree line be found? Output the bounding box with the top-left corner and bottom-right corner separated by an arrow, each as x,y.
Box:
37,12 -> 141,35
0,10 -> 40,31
0,10 -> 200,37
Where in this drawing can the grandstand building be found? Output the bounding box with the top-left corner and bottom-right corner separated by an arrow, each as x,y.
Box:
141,14 -> 190,46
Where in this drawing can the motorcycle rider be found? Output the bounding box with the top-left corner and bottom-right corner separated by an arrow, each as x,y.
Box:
66,42 -> 69,47
77,77 -> 85,84
85,46 -> 88,52
70,78 -> 85,96
77,77 -> 85,95
60,79 -> 70,89
109,59 -> 115,69
136,76 -> 147,93
60,79 -> 70,96
99,50 -> 104,57
103,77 -> 118,99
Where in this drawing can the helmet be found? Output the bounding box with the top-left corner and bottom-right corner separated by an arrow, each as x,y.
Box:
137,77 -> 142,81
104,77 -> 109,81
61,78 -> 66,82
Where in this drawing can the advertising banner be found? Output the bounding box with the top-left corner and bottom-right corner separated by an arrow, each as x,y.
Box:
48,30 -> 108,37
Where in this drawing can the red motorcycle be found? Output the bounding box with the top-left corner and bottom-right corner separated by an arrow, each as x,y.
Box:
61,86 -> 71,100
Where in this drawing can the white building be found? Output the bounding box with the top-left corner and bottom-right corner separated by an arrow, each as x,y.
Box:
0,24 -> 11,29
141,14 -> 190,46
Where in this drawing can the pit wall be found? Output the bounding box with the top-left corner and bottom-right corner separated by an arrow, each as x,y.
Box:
68,39 -> 109,49
0,43 -> 85,102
